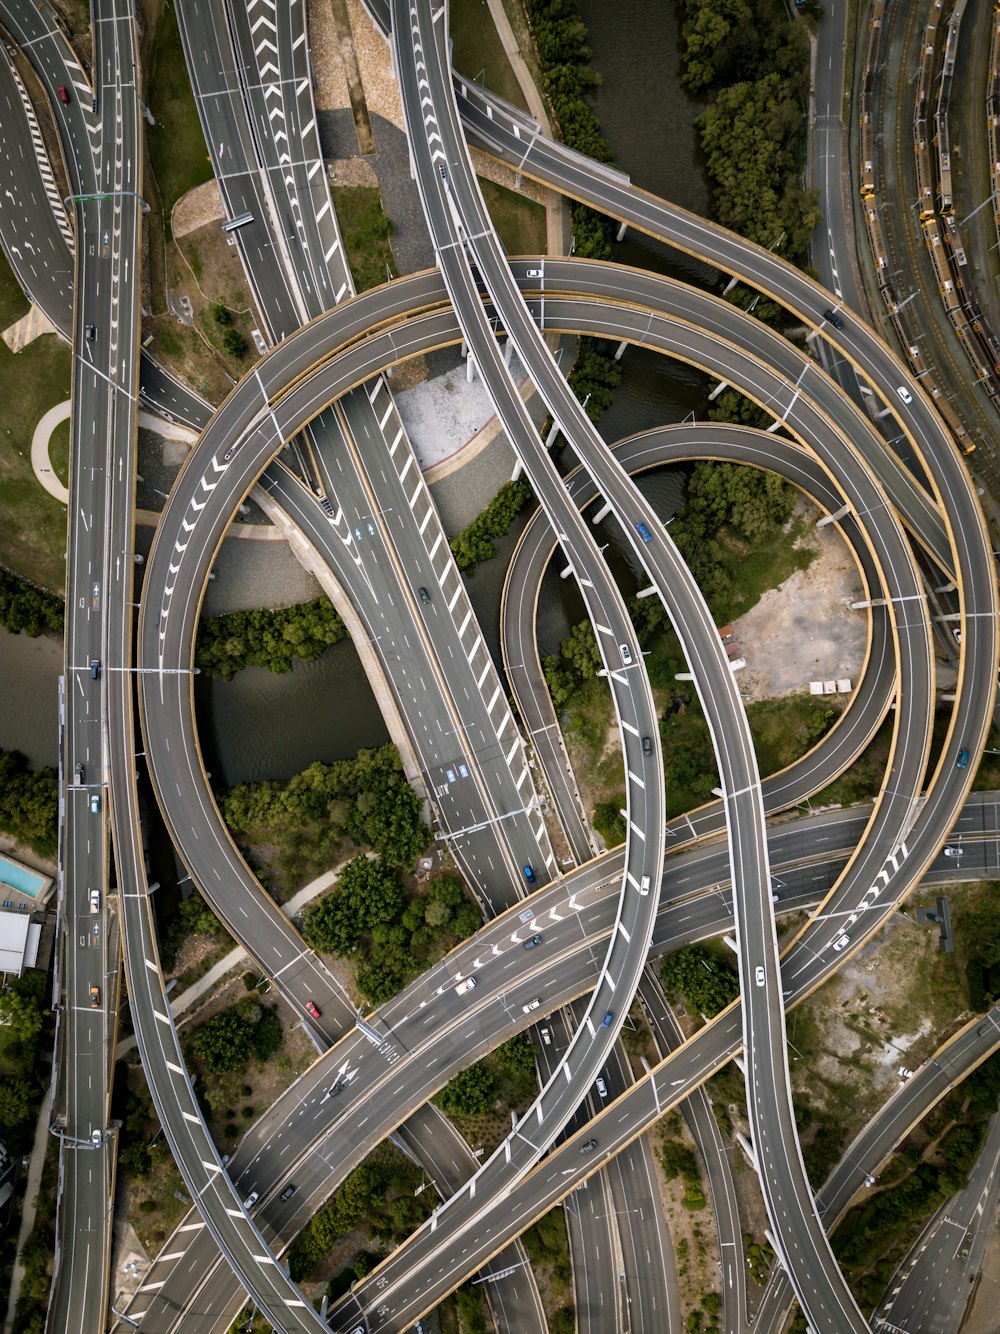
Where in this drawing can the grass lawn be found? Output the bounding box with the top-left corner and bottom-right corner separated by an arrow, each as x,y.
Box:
332,186 -> 396,292
480,177 -> 547,256
0,251 -> 70,591
49,418 -> 70,488
146,1 -> 213,233
450,0 -> 528,110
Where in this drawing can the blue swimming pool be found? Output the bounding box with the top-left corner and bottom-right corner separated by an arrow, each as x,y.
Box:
0,854 -> 47,898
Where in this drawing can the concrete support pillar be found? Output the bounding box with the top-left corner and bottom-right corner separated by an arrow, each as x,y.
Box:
616,221 -> 628,241
708,380 -> 728,401
466,354 -> 475,383
545,421 -> 561,449
560,563 -> 575,580
614,340 -> 627,361
816,503 -> 850,528
591,500 -> 612,524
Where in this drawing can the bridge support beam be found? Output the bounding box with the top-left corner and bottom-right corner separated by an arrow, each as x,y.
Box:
817,503 -> 850,527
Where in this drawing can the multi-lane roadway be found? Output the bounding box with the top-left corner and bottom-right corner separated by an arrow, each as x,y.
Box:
9,2 -> 999,1329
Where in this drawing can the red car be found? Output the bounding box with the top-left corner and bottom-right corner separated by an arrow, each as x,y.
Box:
57,85 -> 70,105
305,1000 -> 321,1019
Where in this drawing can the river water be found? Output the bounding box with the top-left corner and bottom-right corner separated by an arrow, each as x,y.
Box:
0,2 -> 710,784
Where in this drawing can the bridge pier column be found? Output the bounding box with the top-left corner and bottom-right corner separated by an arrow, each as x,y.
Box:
816,503 -> 850,527
616,221 -> 628,241
708,380 -> 728,401
614,340 -> 627,361
592,500 -> 612,524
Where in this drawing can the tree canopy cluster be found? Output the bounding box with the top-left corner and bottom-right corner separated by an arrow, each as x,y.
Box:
670,460 -> 797,621
304,862 -> 482,1005
661,943 -> 740,1018
162,894 -> 229,973
680,0 -> 819,267
522,1206 -> 572,1289
288,1145 -> 432,1280
956,889 -> 1000,1009
450,475 -> 534,574
196,595 -> 347,680
187,996 -> 282,1074
219,744 -> 429,872
523,0 -> 615,260
0,971 -> 51,1154
543,618 -> 601,710
0,568 -> 63,637
0,748 -> 58,857
830,1052 -> 1000,1310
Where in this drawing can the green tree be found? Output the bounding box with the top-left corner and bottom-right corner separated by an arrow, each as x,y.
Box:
0,989 -> 45,1045
436,1062 -> 497,1118
222,327 -> 248,358
661,944 -> 740,1017
0,1076 -> 34,1130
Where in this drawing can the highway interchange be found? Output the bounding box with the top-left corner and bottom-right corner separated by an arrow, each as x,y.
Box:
1,0 -> 999,1331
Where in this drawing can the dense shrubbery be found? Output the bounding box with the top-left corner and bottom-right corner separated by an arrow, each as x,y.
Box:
0,748 -> 58,857
196,596 -> 347,679
522,1206 -> 572,1290
661,943 -> 740,1017
304,862 -> 481,1005
956,889 -> 1000,1009
680,0 -> 819,267
187,997 -> 282,1073
0,568 -> 63,636
523,0 -> 616,260
450,476 -> 534,574
288,1145 -> 432,1280
220,744 -> 429,871
829,1053 -> 1000,1310
671,461 -> 797,612
657,1136 -> 707,1210
435,1034 -> 538,1120
0,972 -> 50,1154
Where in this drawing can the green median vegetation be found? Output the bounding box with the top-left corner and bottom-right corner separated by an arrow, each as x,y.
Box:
661,942 -> 740,1019
303,861 -> 481,1005
332,185 -> 395,293
830,1054 -> 1000,1310
434,1033 -> 538,1120
196,596 -> 348,679
288,1143 -> 434,1281
219,745 -> 429,892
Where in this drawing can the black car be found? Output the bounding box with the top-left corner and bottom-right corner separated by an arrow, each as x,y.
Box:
580,1138 -> 598,1154
418,586 -> 431,603
523,934 -> 543,950
279,1183 -> 297,1202
823,308 -> 844,330
641,736 -> 653,756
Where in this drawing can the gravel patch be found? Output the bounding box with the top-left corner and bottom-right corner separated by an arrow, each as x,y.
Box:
733,505 -> 868,702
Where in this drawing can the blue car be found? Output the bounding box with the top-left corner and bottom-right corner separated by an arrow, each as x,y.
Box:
957,748 -> 970,769
635,521 -> 653,543
523,863 -> 536,883
601,1011 -> 614,1028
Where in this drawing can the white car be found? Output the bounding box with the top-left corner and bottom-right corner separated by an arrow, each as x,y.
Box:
832,934 -> 850,952
896,385 -> 913,404
754,966 -> 765,987
619,643 -> 633,665
595,1077 -> 608,1098
89,889 -> 100,913
943,845 -> 961,857
522,997 -> 541,1014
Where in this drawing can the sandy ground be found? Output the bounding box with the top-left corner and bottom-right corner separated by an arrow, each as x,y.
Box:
734,503 -> 868,703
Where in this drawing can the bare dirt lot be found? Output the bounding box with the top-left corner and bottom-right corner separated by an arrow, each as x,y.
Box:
734,505 -> 868,703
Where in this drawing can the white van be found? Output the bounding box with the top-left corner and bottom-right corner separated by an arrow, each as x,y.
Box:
454,976 -> 477,996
